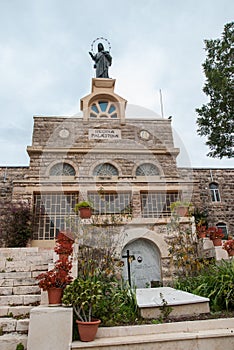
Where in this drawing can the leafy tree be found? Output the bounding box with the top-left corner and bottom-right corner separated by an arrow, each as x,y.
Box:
196,22 -> 234,158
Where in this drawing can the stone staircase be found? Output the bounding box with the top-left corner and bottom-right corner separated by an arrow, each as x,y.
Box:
0,247 -> 53,350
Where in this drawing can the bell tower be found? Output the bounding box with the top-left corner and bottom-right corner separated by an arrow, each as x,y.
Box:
80,78 -> 127,125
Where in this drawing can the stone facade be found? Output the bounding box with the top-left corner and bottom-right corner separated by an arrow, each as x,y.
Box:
0,78 -> 233,286
0,167 -> 29,207
191,168 -> 234,234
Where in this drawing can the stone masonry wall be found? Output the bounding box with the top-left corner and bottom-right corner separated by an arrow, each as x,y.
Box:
28,117 -> 179,181
180,168 -> 234,235
1,167 -> 233,239
0,167 -> 29,209
31,117 -> 175,150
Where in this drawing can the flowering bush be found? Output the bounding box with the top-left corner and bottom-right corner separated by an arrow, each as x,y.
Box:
36,259 -> 73,291
207,227 -> 224,240
36,230 -> 74,291
54,231 -> 74,256
197,225 -> 207,238
223,240 -> 234,254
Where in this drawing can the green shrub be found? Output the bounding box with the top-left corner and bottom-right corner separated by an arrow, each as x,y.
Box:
74,239 -> 138,326
175,260 -> 234,311
63,274 -> 139,327
0,201 -> 33,247
16,343 -> 24,350
94,278 -> 138,326
166,214 -> 204,278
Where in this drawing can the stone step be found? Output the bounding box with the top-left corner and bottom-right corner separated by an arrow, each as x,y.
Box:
71,319 -> 234,350
2,262 -> 50,273
0,272 -> 33,280
14,278 -> 38,286
13,286 -> 40,295
0,305 -> 33,317
0,294 -> 41,306
0,333 -> 28,350
0,285 -> 40,296
0,247 -> 53,256
0,248 -> 53,265
0,270 -> 48,280
0,277 -> 39,289
0,318 -> 29,333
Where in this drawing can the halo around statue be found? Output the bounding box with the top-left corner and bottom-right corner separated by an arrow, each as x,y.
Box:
90,37 -> 111,54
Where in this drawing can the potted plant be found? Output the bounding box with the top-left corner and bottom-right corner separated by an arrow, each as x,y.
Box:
54,231 -> 74,261
36,259 -> 73,305
75,201 -> 93,219
62,276 -> 102,342
223,239 -> 234,256
208,227 -> 224,246
170,201 -> 192,217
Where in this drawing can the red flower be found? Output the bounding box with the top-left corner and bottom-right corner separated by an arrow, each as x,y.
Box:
207,227 -> 224,240
54,231 -> 74,255
223,240 -> 234,254
36,259 -> 73,291
36,231 -> 74,290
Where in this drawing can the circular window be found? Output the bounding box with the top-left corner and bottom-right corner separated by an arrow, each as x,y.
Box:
140,130 -> 150,140
59,129 -> 70,139
90,101 -> 118,119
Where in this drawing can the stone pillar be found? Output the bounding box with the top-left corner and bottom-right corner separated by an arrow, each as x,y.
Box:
132,190 -> 141,218
27,306 -> 73,350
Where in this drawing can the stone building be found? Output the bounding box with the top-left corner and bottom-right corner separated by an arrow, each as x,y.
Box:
0,77 -> 233,287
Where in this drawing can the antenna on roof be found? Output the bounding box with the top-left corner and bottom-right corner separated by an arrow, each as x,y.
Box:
159,89 -> 164,118
3,167 -> 7,182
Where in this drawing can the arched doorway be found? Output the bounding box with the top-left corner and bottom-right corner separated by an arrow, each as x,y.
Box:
121,238 -> 161,288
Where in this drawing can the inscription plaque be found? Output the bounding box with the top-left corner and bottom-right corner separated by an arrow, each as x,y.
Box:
89,129 -> 121,140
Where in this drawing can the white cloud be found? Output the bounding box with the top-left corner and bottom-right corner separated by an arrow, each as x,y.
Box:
0,0 -> 233,168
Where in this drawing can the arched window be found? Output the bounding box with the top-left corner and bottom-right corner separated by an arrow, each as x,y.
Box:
50,163 -> 75,176
136,163 -> 159,176
209,183 -> 221,202
93,163 -> 118,177
216,222 -> 228,240
90,100 -> 118,119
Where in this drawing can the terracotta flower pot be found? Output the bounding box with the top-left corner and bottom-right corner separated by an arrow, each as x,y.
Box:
175,206 -> 188,217
47,287 -> 63,305
198,232 -> 206,239
212,238 -> 222,246
79,207 -> 92,219
76,319 -> 101,342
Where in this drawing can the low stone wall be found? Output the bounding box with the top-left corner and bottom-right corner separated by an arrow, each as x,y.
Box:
72,318 -> 234,350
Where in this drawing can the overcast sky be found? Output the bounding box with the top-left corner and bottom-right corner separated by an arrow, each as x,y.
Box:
0,0 -> 233,168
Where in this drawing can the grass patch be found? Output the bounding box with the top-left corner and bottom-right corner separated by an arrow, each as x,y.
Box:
175,260 -> 234,312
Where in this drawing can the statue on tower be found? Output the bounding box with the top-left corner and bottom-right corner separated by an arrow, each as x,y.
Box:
89,42 -> 112,78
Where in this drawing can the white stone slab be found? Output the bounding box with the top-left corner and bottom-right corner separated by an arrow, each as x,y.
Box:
136,287 -> 209,308
214,246 -> 229,260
